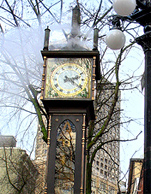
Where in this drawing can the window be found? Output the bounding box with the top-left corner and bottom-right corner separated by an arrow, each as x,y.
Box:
54,120 -> 76,193
100,181 -> 106,190
108,186 -> 115,194
104,171 -> 107,178
92,179 -> 96,188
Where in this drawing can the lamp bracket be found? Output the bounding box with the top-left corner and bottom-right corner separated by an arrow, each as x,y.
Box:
136,31 -> 151,52
137,0 -> 151,9
111,4 -> 151,30
108,15 -> 125,31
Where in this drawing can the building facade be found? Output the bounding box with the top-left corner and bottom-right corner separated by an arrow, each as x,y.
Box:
90,81 -> 120,194
127,158 -> 143,194
0,135 -> 39,194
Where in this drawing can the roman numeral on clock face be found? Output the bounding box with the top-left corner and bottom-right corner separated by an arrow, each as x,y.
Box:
55,84 -> 58,88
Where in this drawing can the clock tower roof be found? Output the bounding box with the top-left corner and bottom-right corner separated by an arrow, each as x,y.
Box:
61,41 -> 89,51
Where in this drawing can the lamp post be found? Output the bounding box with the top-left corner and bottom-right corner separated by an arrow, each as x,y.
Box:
106,0 -> 151,193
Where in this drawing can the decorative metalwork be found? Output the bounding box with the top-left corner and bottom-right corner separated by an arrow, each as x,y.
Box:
110,0 -> 151,31
92,56 -> 96,101
136,31 -> 151,52
80,114 -> 86,194
45,115 -> 52,194
41,56 -> 47,100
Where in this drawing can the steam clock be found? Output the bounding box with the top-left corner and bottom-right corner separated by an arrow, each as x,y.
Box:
40,6 -> 100,194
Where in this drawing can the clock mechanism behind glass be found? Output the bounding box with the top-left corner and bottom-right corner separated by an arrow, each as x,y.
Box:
44,58 -> 92,99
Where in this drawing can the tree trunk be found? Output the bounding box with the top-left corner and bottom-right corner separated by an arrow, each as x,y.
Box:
86,160 -> 92,194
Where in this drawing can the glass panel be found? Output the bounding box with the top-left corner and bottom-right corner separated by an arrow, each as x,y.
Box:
45,58 -> 92,99
54,120 -> 76,194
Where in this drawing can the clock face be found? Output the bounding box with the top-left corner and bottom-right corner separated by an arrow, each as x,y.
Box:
44,58 -> 92,99
51,63 -> 88,97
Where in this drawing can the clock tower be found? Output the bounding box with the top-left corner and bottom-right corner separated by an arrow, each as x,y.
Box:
40,6 -> 100,194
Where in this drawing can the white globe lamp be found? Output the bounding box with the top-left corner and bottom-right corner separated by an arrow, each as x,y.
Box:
113,0 -> 136,16
106,29 -> 126,50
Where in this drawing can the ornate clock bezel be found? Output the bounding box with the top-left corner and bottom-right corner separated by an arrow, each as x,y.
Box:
44,57 -> 92,99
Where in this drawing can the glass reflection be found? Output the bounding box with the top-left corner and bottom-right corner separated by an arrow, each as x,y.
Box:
54,120 -> 76,194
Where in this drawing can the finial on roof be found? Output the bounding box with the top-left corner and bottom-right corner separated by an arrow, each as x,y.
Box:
43,26 -> 50,50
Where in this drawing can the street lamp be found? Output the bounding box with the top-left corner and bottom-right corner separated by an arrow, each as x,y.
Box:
106,29 -> 125,50
113,0 -> 136,16
106,1 -> 151,193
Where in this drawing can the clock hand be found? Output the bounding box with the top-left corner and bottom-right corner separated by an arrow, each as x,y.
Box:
64,76 -> 71,83
64,75 -> 80,81
64,76 -> 82,89
64,76 -> 67,82
64,76 -> 76,85
72,75 -> 80,80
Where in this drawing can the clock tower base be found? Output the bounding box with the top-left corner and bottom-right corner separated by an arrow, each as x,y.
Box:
45,113 -> 87,194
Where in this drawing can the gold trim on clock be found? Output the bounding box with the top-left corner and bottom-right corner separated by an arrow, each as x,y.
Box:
51,63 -> 88,97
